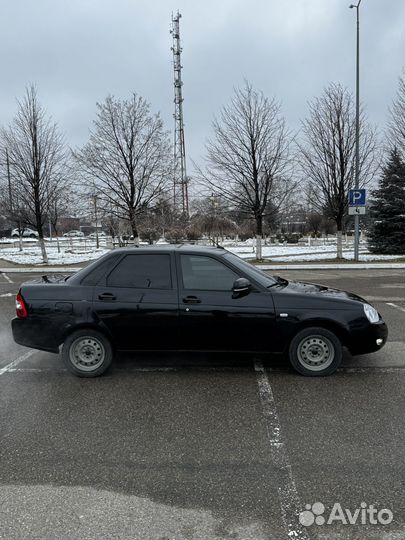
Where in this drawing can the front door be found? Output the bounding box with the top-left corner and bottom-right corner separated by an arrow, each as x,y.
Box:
176,253 -> 276,352
92,252 -> 178,350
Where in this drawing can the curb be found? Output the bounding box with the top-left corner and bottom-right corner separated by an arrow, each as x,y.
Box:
255,263 -> 405,270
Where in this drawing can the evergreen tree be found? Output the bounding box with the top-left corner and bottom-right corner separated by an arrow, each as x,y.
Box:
368,149 -> 405,254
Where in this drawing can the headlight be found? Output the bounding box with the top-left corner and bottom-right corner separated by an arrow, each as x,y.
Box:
364,304 -> 379,323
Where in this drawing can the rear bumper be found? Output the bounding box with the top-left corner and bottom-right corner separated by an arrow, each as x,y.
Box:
348,319 -> 388,355
11,317 -> 60,354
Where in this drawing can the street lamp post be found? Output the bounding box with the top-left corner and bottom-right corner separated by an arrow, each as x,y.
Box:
350,0 -> 362,261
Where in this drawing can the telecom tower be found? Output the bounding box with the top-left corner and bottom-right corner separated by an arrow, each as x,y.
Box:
170,11 -> 189,218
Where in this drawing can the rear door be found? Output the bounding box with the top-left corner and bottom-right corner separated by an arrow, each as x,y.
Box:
92,252 -> 179,350
176,253 -> 276,352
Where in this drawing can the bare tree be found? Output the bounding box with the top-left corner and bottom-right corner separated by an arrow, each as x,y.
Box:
137,197 -> 178,244
190,196 -> 238,244
0,85 -> 68,263
149,197 -> 177,239
307,212 -> 323,237
48,183 -> 72,253
74,94 -> 172,245
388,74 -> 405,157
299,83 -> 377,258
0,155 -> 25,251
198,82 -> 292,259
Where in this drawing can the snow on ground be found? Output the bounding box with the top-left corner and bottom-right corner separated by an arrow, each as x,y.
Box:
0,236 -> 402,265
248,251 -> 400,262
0,239 -> 109,265
0,238 -> 39,244
224,240 -> 402,262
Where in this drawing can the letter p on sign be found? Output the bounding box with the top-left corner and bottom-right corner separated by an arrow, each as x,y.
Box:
348,189 -> 366,206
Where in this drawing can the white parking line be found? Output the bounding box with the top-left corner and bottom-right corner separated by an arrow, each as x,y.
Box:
7,367 -> 55,373
0,350 -> 37,376
2,273 -> 13,284
387,302 -> 405,314
254,360 -> 309,540
0,293 -> 14,298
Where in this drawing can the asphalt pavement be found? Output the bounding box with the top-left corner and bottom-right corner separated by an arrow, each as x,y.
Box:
0,268 -> 404,540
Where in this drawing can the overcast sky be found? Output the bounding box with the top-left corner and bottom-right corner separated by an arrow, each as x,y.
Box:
0,0 -> 403,169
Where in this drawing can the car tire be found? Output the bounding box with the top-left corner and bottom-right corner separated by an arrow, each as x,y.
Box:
289,327 -> 342,377
62,329 -> 113,377
29,234 -> 36,238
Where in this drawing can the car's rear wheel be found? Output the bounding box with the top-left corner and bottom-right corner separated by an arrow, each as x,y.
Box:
62,329 -> 113,377
289,327 -> 342,376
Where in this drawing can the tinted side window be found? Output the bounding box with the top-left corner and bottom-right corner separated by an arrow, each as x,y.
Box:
180,255 -> 238,291
106,254 -> 172,289
81,255 -> 120,286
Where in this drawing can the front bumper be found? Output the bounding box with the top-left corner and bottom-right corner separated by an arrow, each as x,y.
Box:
348,319 -> 388,355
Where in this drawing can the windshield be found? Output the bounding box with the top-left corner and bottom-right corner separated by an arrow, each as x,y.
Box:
223,252 -> 281,288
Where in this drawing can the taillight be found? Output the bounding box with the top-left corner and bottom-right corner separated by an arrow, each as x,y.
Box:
16,291 -> 28,318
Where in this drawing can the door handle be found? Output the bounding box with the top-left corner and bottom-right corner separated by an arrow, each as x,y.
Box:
98,292 -> 116,301
182,295 -> 201,304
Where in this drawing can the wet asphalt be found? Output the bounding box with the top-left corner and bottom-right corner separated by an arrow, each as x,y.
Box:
0,268 -> 404,540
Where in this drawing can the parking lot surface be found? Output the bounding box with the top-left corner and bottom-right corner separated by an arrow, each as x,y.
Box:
0,268 -> 404,539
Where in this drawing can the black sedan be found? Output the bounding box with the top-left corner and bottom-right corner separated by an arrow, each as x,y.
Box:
12,245 -> 388,377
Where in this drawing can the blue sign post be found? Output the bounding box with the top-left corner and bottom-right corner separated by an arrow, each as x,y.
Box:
348,188 -> 366,261
348,189 -> 366,215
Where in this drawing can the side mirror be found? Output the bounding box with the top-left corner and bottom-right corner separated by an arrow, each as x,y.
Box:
232,277 -> 251,298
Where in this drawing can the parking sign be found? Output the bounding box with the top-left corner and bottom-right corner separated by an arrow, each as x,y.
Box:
348,189 -> 366,206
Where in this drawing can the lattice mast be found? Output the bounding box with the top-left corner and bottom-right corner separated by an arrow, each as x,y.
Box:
170,11 -> 189,218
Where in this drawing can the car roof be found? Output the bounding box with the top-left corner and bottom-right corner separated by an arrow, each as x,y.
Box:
107,244 -> 227,256
68,244 -> 231,285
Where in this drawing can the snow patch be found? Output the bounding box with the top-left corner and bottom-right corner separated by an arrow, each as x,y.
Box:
0,244 -> 109,265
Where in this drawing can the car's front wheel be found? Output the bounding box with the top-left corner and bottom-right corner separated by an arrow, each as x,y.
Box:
289,327 -> 342,376
62,329 -> 113,377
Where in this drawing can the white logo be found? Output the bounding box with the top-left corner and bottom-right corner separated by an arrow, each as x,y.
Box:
299,502 -> 326,526
299,502 -> 393,527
